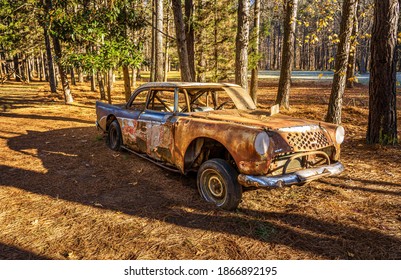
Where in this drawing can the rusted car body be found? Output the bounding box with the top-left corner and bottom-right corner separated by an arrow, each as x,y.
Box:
96,82 -> 345,210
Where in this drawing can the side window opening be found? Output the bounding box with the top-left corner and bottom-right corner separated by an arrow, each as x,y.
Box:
129,89 -> 149,111
146,89 -> 188,113
188,89 -> 235,111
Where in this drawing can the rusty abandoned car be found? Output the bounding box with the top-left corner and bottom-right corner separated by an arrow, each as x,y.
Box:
96,82 -> 345,210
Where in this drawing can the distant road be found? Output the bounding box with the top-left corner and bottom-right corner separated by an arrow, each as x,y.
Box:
258,70 -> 401,86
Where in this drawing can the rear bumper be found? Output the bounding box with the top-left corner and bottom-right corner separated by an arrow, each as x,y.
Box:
238,162 -> 344,188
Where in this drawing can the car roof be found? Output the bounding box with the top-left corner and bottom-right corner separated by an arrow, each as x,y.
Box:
131,81 -> 257,110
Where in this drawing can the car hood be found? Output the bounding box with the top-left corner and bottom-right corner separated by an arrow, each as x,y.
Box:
189,109 -> 324,131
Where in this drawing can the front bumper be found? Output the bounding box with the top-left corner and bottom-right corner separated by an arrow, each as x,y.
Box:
238,162 -> 344,188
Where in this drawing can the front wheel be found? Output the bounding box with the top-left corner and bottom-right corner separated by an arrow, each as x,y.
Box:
197,159 -> 242,210
107,119 -> 122,151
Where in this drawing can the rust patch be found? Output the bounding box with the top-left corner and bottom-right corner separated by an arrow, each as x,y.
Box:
146,122 -> 174,163
173,116 -> 271,175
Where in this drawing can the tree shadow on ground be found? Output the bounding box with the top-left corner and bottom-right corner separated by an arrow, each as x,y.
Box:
1,127 -> 400,259
0,112 -> 94,125
319,178 -> 401,196
0,243 -> 49,260
0,91 -> 57,110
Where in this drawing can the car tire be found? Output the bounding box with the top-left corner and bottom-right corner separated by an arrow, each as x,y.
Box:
107,120 -> 122,151
197,159 -> 242,210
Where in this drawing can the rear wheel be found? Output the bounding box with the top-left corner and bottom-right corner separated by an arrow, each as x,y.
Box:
197,159 -> 242,210
107,120 -> 122,151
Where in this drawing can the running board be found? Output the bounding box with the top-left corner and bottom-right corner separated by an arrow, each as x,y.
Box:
121,145 -> 181,173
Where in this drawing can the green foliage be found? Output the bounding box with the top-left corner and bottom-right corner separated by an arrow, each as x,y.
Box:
33,0 -> 147,73
195,0 -> 237,81
0,0 -> 41,54
64,39 -> 143,72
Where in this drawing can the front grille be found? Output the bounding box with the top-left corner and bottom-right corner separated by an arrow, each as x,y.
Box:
285,130 -> 329,151
270,150 -> 331,175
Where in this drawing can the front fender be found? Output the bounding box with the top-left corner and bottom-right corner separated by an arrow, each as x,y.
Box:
173,117 -> 271,175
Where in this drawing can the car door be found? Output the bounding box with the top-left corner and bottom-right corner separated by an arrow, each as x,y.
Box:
119,88 -> 150,154
137,88 -> 180,164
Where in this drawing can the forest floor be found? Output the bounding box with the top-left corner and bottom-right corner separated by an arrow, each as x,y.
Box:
0,78 -> 400,260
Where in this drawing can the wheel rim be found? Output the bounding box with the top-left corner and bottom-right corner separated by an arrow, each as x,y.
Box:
200,169 -> 227,204
208,175 -> 224,198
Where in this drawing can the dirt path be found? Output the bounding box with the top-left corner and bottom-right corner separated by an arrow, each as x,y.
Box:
0,81 -> 400,259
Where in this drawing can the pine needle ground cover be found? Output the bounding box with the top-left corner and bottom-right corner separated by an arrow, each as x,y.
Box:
0,80 -> 400,260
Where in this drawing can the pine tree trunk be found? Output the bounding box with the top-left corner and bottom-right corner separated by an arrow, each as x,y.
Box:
301,27 -> 306,70
164,3 -> 171,82
172,0 -> 193,81
293,34 -> 297,69
39,55 -> 44,81
43,0 -> 57,93
250,0 -> 261,104
326,0 -> 357,124
91,70 -> 96,92
150,0 -> 156,82
13,55 -> 21,82
131,67 -> 137,88
367,0 -> 399,145
26,58 -> 31,83
70,67 -> 76,86
196,0 -> 206,82
78,67 -> 84,83
123,65 -> 131,102
346,2 -> 359,88
155,0 -> 164,81
235,0 -> 250,89
277,25 -> 282,69
97,72 -> 105,100
213,0 -> 218,81
185,0 -> 196,80
276,0 -> 298,109
359,39 -> 367,73
52,36 -> 74,103
107,68 -> 113,104
272,27 -> 277,70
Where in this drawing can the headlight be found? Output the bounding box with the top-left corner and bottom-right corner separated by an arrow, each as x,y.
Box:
255,131 -> 270,155
335,126 -> 345,144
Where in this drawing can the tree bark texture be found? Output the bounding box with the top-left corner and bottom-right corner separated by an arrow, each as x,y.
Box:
91,69 -> 96,92
325,0 -> 357,124
42,0 -> 57,93
70,67 -> 76,86
164,2 -> 171,82
185,0 -> 196,81
172,0 -> 194,81
346,2 -> 359,88
367,0 -> 399,145
52,36 -> 74,104
155,0 -> 164,82
107,68 -> 113,104
131,67 -> 137,88
97,71 -> 106,100
235,0 -> 250,89
150,0 -> 156,82
39,53 -> 45,81
13,55 -> 21,82
123,65 -> 131,102
276,0 -> 298,109
250,0 -> 261,105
